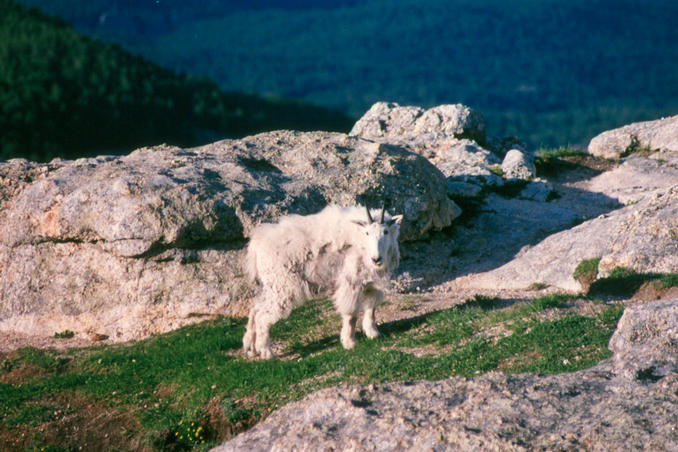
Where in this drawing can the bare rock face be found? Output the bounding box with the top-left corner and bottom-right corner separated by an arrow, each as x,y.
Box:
422,138 -> 502,182
598,185 -> 678,276
456,201 -> 623,293
588,114 -> 678,159
457,151 -> 678,292
609,299 -> 678,383
216,298 -> 678,452
0,130 -> 457,341
585,152 -> 678,204
458,185 -> 678,292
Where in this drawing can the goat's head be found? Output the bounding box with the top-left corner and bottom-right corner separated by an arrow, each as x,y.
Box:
353,204 -> 403,270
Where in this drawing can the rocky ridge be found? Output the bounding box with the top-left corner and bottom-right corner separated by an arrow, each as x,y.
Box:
1,103 -> 678,450
2,103 -> 678,344
0,128 -> 459,341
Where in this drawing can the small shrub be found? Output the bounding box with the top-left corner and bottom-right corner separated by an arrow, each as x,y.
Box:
529,282 -> 549,291
163,419 -> 208,450
54,330 -> 75,339
573,257 -> 600,290
635,366 -> 663,383
489,165 -> 504,177
620,135 -> 656,158
588,266 -> 643,298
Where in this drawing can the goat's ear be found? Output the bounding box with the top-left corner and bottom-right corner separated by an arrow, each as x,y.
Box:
390,215 -> 403,225
352,220 -> 368,227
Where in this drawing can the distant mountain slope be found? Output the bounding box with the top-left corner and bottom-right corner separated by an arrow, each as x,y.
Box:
15,0 -> 361,43
17,0 -> 678,149
0,1 -> 353,161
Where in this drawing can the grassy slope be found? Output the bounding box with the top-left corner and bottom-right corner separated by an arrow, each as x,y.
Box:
17,0 -> 678,149
1,293 -> 624,450
4,264 -> 678,450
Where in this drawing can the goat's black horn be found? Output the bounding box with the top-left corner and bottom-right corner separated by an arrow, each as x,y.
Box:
365,205 -> 373,223
379,203 -> 385,224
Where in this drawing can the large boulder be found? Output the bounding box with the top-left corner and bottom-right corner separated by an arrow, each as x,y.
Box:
0,130 -> 459,341
588,114 -> 678,159
216,298 -> 678,452
609,299 -> 678,383
349,102 -> 485,143
599,185 -> 678,275
501,149 -> 535,180
350,102 -> 501,186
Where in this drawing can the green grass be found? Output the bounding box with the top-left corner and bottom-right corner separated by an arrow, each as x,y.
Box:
0,294 -> 623,450
620,134 -> 656,158
535,146 -> 587,162
588,267 -> 678,298
534,146 -> 589,177
573,257 -> 600,281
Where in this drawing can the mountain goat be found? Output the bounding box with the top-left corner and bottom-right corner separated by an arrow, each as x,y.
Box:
242,204 -> 403,359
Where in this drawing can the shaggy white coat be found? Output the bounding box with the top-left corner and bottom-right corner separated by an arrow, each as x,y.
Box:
242,204 -> 402,359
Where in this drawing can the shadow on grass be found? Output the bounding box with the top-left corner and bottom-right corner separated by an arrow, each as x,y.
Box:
285,296 -> 513,358
285,335 -> 339,357
588,268 -> 678,299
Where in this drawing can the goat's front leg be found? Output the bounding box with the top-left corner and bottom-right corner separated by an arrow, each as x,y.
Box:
362,307 -> 380,339
340,313 -> 357,349
362,291 -> 382,339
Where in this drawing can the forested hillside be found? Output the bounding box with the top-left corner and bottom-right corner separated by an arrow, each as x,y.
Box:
17,0 -> 678,149
0,1 -> 353,161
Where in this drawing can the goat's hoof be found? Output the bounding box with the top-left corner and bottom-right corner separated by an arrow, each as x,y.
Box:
259,348 -> 274,359
364,328 -> 380,339
341,338 -> 356,350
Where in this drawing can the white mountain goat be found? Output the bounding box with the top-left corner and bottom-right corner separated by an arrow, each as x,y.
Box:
242,204 -> 403,359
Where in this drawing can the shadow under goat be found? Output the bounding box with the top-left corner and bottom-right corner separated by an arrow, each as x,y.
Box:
243,204 -> 402,359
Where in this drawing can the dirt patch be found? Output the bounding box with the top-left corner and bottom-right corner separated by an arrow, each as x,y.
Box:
537,154 -> 616,182
562,154 -> 617,173
497,350 -> 542,370
0,391 -> 149,452
632,283 -> 678,302
0,361 -> 49,384
0,330 -> 115,353
387,344 -> 445,357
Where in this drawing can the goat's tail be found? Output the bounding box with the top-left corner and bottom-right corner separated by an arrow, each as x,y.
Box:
244,242 -> 259,283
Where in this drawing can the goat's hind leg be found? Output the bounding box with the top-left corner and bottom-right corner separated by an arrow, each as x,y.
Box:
242,306 -> 258,357
252,306 -> 278,359
253,291 -> 299,359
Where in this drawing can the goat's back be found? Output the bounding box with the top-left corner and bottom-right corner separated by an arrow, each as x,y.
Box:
245,205 -> 368,282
